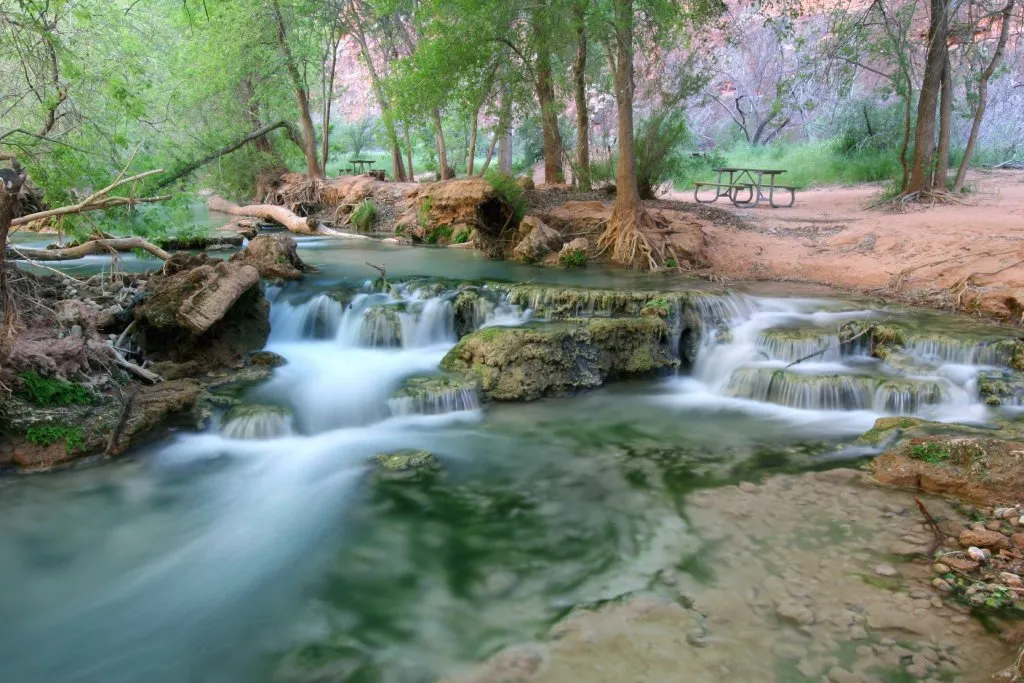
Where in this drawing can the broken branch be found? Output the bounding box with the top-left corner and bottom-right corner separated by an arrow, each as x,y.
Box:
7,237 -> 170,261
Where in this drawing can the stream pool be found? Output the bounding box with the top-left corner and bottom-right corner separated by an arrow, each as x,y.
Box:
0,237 -> 1017,683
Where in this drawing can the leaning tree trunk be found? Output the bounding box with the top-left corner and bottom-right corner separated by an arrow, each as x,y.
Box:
573,0 -> 592,190
934,54 -> 953,190
271,0 -> 322,180
478,131 -> 500,176
599,0 -> 657,270
905,0 -> 949,195
953,0 -> 1016,193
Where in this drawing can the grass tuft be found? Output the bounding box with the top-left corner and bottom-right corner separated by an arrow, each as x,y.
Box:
18,371 -> 95,407
351,200 -> 377,231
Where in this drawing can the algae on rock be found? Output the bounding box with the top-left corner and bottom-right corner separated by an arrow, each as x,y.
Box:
440,318 -> 677,401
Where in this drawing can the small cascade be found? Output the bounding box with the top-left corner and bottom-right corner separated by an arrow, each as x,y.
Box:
360,307 -> 403,347
725,368 -> 875,410
400,296 -> 455,347
221,405 -> 293,439
874,380 -> 950,415
905,335 -> 1014,367
269,294 -> 344,341
388,376 -> 481,416
755,330 -> 842,363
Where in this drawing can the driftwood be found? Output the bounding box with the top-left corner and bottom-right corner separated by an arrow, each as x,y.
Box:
208,195 -> 319,234
8,237 -> 170,261
208,195 -> 372,240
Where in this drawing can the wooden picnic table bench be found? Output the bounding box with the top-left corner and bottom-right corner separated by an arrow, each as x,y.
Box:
694,167 -> 797,208
349,159 -> 376,175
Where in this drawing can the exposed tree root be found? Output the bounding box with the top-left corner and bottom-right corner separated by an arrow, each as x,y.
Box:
884,248 -> 1019,292
870,188 -> 969,212
7,237 -> 170,262
597,205 -> 663,270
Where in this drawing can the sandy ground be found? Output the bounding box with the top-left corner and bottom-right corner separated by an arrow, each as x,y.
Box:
663,170 -> 1024,321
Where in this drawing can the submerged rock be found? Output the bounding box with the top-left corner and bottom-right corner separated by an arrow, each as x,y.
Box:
440,318 -> 677,401
133,253 -> 270,367
373,449 -> 441,475
229,234 -> 316,281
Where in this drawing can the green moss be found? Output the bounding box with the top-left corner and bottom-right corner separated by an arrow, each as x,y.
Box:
559,248 -> 587,268
17,371 -> 95,407
25,424 -> 85,453
373,449 -> 440,473
664,258 -> 678,269
417,197 -> 433,228
857,417 -> 920,445
351,199 -> 377,231
640,298 -> 672,318
910,442 -> 951,464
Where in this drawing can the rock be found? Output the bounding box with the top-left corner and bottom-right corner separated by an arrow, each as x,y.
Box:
986,520 -> 1003,531
562,237 -> 588,253
873,564 -> 900,577
221,403 -> 292,439
1012,532 -> 1024,548
796,658 -> 824,678
967,546 -> 990,563
440,318 -> 678,401
827,666 -> 863,683
512,216 -> 562,263
1001,572 -> 1023,587
776,600 -> 816,626
410,179 -> 517,259
374,449 -> 441,475
229,234 -> 315,281
771,642 -> 805,661
932,562 -> 950,574
133,253 -> 270,368
995,506 -> 1018,519
960,528 -> 1010,550
850,625 -> 868,640
738,481 -> 759,493
932,578 -> 953,592
943,556 -> 980,572
148,360 -> 201,380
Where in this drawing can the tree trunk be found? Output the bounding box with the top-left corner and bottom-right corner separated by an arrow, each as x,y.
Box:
0,183 -> 14,353
8,237 -> 170,262
905,0 -> 949,194
953,0 -> 1015,193
432,109 -> 451,178
573,1 -> 591,190
934,53 -> 953,190
479,131 -> 500,176
209,196 -> 319,234
534,13 -> 565,185
467,111 -> 479,177
239,79 -> 276,157
155,121 -> 299,189
321,37 -> 340,176
347,11 -> 407,181
499,131 -> 513,174
599,0 -> 656,269
404,123 -> 415,179
270,0 -> 323,180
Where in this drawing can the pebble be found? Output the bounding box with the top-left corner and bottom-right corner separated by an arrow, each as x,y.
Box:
850,625 -> 868,640
827,666 -> 862,683
996,507 -> 1018,519
987,520 -> 1004,532
967,546 -> 990,563
1002,572 -> 1023,587
771,642 -> 805,661
738,482 -> 759,493
873,564 -> 900,577
70,324 -> 82,338
932,562 -> 950,574
797,658 -> 824,678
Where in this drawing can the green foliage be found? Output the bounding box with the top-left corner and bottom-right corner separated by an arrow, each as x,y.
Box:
351,200 -> 378,231
418,197 -> 434,228
559,248 -> 587,268
25,425 -> 85,453
452,226 -> 471,244
18,372 -> 95,407
714,140 -> 902,189
426,225 -> 453,245
910,442 -> 951,464
664,258 -> 678,268
482,170 -> 526,222
635,109 -> 693,199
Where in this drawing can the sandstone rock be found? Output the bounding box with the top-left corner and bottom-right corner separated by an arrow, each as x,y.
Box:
943,556 -> 980,572
1001,572 -> 1023,587
873,564 -> 900,577
562,237 -> 588,253
440,318 -> 678,401
1012,532 -> 1024,548
133,253 -> 269,368
960,528 -> 1010,550
229,234 -> 315,281
776,600 -> 816,626
827,666 -> 863,683
995,506 -> 1018,519
932,578 -> 953,592
512,216 -> 562,263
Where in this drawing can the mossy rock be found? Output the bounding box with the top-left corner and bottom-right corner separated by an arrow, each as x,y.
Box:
978,370 -> 1024,406
440,317 -> 677,401
373,450 -> 442,479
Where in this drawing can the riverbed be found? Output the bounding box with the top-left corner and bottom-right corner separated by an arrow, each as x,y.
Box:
0,237 -> 1017,683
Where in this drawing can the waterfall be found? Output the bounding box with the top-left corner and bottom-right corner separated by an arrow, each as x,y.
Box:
905,336 -> 1013,367
222,406 -> 294,439
269,294 -> 343,341
725,368 -> 875,410
388,385 -> 480,416
755,332 -> 842,363
874,380 -> 949,415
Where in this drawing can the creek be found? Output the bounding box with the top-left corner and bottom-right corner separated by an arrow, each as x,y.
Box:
0,235 -> 1018,683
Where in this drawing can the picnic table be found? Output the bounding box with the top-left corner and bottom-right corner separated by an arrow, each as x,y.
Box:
693,167 -> 797,208
348,159 -> 376,175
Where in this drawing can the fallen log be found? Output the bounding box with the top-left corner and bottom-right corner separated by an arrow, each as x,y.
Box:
208,195 -> 319,234
7,237 -> 170,261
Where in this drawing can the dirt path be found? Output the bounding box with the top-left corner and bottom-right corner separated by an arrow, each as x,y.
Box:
662,170 -> 1024,321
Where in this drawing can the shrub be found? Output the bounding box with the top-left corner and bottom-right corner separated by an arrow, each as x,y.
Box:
351,200 -> 378,231
25,424 -> 85,452
635,109 -> 692,199
910,442 -> 950,464
18,371 -> 94,407
417,197 -> 433,228
559,248 -> 587,268
483,169 -> 527,222
452,226 -> 471,244
426,225 -> 453,245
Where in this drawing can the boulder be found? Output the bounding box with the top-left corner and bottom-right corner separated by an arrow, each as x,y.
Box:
562,237 -> 589,253
512,216 -> 563,263
440,318 -> 677,401
132,253 -> 270,367
959,528 -> 1010,551
409,179 -> 517,258
229,234 -> 315,281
